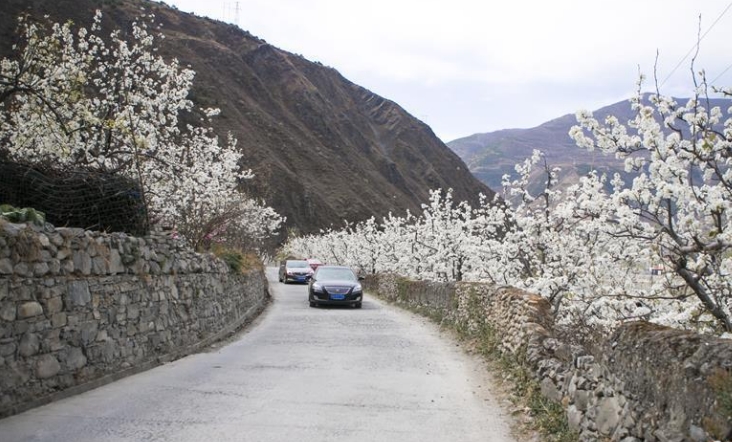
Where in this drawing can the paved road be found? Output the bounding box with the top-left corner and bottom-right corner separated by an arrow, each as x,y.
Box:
0,267 -> 516,442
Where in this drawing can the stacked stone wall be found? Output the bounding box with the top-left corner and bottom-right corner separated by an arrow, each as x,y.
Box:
364,274 -> 732,442
0,221 -> 269,418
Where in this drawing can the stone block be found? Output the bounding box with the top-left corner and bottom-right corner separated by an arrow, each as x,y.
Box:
44,297 -> 64,314
80,321 -> 99,345
0,342 -> 16,357
0,302 -> 15,321
92,340 -> 117,363
540,377 -> 563,403
96,329 -> 108,342
36,354 -> 61,379
1,361 -> 29,389
64,347 -> 87,370
51,312 -> 67,328
127,304 -> 140,320
0,280 -> 7,301
596,396 -> 622,436
60,259 -> 74,274
688,425 -> 707,442
48,259 -> 61,275
567,404 -> 583,432
138,320 -> 151,333
19,332 -> 40,357
45,329 -> 64,352
149,261 -> 161,274
66,314 -> 80,327
67,280 -> 91,306
37,234 -> 50,247
574,390 -> 591,412
109,249 -> 125,274
13,283 -> 32,301
0,258 -> 12,275
14,262 -> 32,277
13,320 -> 29,335
72,250 -> 92,275
91,256 -> 106,275
56,248 -> 70,261
18,301 -> 43,319
49,233 -> 64,247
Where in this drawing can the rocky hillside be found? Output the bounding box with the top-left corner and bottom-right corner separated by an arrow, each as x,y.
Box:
448,96 -> 732,194
0,0 -> 492,235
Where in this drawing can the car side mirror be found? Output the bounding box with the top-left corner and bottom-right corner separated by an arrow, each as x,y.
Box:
358,276 -> 365,281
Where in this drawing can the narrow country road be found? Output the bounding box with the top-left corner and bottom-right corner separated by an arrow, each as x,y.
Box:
0,267 -> 517,442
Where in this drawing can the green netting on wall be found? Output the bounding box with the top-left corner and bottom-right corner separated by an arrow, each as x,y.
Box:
0,161 -> 148,235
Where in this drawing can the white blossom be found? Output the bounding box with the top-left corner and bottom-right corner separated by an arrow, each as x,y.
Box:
0,11 -> 283,251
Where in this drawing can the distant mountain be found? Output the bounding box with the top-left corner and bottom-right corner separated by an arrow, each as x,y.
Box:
448,96 -> 732,195
0,0 -> 492,236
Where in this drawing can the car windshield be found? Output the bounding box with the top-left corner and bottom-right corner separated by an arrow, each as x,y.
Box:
287,261 -> 309,268
316,268 -> 356,281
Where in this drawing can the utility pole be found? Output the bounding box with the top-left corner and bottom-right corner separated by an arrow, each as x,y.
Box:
222,2 -> 241,27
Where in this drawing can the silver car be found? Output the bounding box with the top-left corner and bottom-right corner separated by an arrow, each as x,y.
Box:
278,260 -> 314,284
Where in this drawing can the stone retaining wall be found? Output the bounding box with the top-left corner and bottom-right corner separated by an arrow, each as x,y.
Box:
364,274 -> 732,442
0,221 -> 269,418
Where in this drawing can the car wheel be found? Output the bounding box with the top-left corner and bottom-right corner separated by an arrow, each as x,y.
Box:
355,302 -> 362,309
309,301 -> 317,307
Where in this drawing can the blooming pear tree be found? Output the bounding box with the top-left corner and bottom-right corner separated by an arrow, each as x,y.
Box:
285,73 -> 732,334
570,75 -> 732,332
0,11 -> 283,249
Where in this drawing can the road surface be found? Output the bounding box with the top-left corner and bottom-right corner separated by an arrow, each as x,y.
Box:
0,267 -> 517,442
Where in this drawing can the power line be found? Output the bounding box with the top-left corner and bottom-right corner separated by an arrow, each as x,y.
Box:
221,1 -> 241,27
710,60 -> 732,85
660,1 -> 732,87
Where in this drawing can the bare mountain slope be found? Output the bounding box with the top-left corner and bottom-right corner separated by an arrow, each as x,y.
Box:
448,96 -> 732,193
0,0 -> 492,235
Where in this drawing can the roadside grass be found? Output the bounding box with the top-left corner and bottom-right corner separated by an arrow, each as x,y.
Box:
212,245 -> 263,273
706,368 -> 732,439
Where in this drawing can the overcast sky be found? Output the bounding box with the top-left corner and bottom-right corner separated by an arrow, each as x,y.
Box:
165,0 -> 732,142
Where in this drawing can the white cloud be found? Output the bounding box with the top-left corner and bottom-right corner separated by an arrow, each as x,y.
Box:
165,0 -> 732,140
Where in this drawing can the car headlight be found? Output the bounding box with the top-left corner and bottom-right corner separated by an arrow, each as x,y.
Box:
312,283 -> 324,292
353,283 -> 362,293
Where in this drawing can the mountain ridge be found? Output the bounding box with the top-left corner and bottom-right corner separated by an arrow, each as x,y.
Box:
448,95 -> 732,192
0,0 -> 492,236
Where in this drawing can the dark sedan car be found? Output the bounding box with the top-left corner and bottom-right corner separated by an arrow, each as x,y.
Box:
308,265 -> 363,308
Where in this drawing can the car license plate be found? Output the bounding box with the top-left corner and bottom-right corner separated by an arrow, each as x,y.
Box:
331,294 -> 345,300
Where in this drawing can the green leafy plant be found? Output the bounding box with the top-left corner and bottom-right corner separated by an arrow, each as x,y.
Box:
706,368 -> 732,439
218,250 -> 244,273
212,246 -> 263,273
0,204 -> 45,226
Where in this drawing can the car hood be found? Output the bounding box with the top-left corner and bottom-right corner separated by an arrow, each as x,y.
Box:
316,279 -> 359,287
